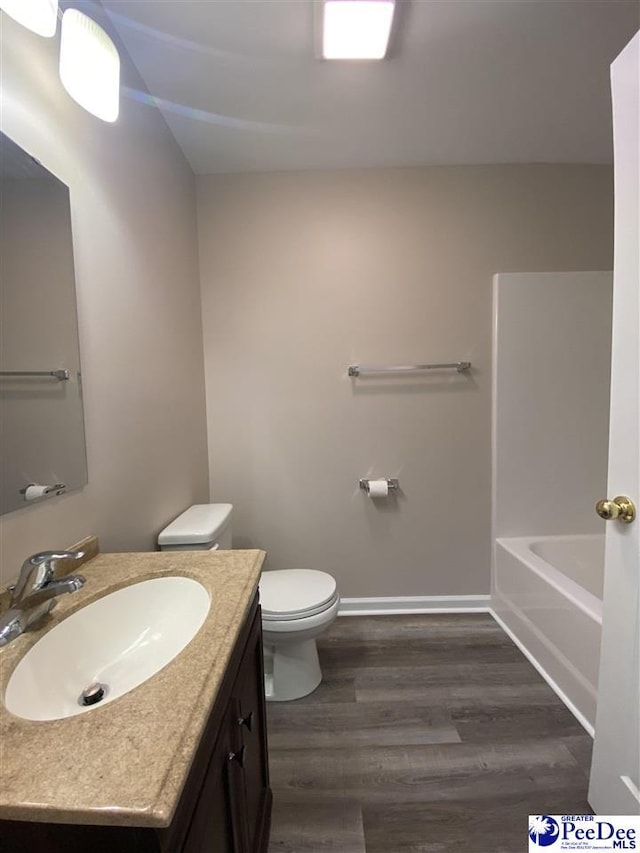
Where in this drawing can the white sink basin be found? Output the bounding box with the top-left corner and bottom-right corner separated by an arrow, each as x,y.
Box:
4,576 -> 210,721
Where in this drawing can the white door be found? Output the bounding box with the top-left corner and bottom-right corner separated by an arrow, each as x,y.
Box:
588,31 -> 640,815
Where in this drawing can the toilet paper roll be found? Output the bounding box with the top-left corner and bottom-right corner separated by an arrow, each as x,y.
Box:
367,479 -> 389,498
24,484 -> 49,501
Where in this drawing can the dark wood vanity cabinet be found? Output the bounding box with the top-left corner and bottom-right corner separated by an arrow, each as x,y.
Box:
229,615 -> 272,853
181,700 -> 242,853
0,593 -> 272,853
176,596 -> 272,853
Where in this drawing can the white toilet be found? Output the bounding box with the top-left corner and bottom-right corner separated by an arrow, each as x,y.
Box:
157,504 -> 339,702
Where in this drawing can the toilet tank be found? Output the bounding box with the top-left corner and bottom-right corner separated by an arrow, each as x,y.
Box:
157,504 -> 233,551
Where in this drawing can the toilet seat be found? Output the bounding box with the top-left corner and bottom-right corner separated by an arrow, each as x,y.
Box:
260,569 -> 338,621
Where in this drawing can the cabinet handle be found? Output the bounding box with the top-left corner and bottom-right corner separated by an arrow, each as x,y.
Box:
238,711 -> 254,732
228,745 -> 247,769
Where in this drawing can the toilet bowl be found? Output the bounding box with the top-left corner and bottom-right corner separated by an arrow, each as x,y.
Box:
260,569 -> 340,702
157,504 -> 339,702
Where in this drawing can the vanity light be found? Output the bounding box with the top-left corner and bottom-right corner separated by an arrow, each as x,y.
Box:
59,9 -> 120,123
322,0 -> 395,60
0,0 -> 58,37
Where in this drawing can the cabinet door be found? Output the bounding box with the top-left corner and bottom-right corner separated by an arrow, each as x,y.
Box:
181,702 -> 245,853
231,609 -> 271,853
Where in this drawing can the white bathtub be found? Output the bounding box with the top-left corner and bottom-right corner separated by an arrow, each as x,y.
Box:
492,533 -> 604,733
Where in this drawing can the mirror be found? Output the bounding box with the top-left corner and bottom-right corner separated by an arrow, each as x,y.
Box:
0,131 -> 87,514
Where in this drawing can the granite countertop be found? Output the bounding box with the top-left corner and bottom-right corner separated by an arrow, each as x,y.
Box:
0,548 -> 265,828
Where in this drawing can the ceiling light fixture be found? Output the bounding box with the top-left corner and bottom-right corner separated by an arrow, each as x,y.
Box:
59,9 -> 120,123
0,0 -> 58,38
322,0 -> 395,60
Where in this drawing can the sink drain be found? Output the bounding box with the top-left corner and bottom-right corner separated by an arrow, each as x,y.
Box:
79,682 -> 107,707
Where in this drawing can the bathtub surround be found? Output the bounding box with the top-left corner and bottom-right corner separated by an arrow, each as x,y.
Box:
492,271 -> 613,539
197,168 -> 613,600
0,10 -> 209,584
491,270 -> 613,731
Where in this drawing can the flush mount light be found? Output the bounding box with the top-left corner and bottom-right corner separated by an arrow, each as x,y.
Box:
322,0 -> 395,60
59,9 -> 120,123
0,0 -> 58,37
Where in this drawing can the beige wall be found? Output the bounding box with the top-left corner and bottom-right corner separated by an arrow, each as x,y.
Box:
0,11 -> 208,584
197,166 -> 613,597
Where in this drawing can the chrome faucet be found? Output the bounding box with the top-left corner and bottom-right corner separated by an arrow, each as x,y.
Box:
0,550 -> 86,647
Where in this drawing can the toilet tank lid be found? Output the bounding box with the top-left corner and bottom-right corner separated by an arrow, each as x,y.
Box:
157,504 -> 233,546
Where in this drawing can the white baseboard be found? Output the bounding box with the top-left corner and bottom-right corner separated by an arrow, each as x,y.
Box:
338,595 -> 491,616
489,608 -> 594,737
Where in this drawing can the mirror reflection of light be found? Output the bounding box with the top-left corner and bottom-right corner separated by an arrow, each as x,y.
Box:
0,0 -> 58,38
123,86 -> 306,136
120,627 -> 156,657
104,7 -> 247,62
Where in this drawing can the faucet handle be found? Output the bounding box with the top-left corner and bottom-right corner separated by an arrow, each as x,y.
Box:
12,550 -> 85,604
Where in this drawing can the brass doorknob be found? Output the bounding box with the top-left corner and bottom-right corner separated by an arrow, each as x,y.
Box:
595,495 -> 636,523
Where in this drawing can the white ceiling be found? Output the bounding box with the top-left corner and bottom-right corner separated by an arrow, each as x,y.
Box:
103,0 -> 639,175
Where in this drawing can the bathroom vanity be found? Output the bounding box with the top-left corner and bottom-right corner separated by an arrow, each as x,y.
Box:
0,549 -> 272,852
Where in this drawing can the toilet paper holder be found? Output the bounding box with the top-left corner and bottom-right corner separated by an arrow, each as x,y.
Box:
20,482 -> 67,501
359,478 -> 399,493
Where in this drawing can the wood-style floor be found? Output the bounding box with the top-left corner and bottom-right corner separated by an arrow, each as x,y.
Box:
265,614 -> 593,853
